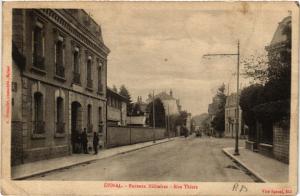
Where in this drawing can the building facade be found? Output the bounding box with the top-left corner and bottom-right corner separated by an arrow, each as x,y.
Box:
107,88 -> 128,126
11,9 -> 109,165
224,93 -> 245,138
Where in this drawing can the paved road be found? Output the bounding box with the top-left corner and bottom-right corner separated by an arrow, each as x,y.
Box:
29,136 -> 254,182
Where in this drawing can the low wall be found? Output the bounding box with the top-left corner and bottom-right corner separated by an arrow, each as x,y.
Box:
107,126 -> 168,148
273,124 -> 289,163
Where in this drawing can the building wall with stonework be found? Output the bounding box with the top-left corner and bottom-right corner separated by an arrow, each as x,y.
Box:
107,88 -> 128,126
12,9 -> 109,165
224,93 -> 243,138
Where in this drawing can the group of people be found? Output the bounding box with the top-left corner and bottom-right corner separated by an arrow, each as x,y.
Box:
71,128 -> 99,155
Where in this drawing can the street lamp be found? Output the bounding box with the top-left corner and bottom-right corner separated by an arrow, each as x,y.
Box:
203,40 -> 240,156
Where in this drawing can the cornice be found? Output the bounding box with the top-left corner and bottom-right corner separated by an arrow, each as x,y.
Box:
35,9 -> 110,59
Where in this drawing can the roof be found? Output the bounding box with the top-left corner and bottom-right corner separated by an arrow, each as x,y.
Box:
267,16 -> 291,49
107,87 -> 129,102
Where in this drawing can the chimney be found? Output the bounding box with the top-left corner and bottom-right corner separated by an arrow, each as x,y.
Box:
170,89 -> 173,97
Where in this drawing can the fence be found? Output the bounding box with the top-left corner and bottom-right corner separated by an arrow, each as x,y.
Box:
106,126 -> 168,148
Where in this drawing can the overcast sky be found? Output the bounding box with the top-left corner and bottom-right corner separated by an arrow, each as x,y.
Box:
88,3 -> 290,116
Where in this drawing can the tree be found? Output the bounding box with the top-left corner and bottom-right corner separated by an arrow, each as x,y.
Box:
147,98 -> 166,128
119,85 -> 133,115
211,84 -> 227,136
241,54 -> 269,85
112,85 -> 118,92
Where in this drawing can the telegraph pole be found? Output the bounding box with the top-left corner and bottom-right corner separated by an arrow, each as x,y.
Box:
203,40 -> 240,156
152,90 -> 156,143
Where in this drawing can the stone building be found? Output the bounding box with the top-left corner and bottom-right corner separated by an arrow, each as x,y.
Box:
11,9 -> 109,165
107,87 -> 128,126
224,93 -> 245,138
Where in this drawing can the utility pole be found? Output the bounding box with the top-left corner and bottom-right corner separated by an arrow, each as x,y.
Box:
152,90 -> 156,143
203,40 -> 240,156
168,104 -> 170,139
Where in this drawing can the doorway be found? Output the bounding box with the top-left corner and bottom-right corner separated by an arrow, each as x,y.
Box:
71,101 -> 82,153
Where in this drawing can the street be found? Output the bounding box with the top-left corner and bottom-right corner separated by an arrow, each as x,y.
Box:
29,136 -> 255,182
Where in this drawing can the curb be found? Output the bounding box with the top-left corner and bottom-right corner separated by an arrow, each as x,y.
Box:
222,147 -> 267,183
14,138 -> 175,180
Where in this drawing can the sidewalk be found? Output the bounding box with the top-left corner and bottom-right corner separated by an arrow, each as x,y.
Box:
223,147 -> 288,182
12,138 -> 175,180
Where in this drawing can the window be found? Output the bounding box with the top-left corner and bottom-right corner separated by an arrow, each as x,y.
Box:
87,104 -> 93,132
97,60 -> 103,93
55,36 -> 65,77
73,49 -> 80,73
33,92 -> 44,134
73,47 -> 81,84
32,21 -> 45,69
56,97 -> 65,133
87,57 -> 92,88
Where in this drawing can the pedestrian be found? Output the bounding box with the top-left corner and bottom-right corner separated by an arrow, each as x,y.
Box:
93,132 -> 99,155
81,128 -> 89,154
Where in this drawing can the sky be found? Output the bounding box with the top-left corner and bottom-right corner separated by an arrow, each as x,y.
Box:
87,3 -> 290,116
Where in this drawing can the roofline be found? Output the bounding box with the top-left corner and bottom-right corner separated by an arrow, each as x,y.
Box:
107,87 -> 129,101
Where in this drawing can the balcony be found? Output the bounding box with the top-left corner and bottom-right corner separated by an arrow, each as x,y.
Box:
56,122 -> 65,133
87,78 -> 93,89
33,120 -> 45,134
55,65 -> 65,78
73,72 -> 81,84
87,124 -> 93,133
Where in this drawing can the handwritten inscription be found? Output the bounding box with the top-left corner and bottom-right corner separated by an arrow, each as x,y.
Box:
232,183 -> 248,192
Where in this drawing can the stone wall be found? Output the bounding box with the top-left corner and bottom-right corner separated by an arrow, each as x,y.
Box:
11,121 -> 23,166
258,143 -> 274,158
273,124 -> 289,163
23,145 -> 69,163
107,127 -> 168,148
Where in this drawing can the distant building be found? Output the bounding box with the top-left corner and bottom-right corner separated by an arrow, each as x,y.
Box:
129,96 -> 149,127
208,98 -> 219,136
146,90 -> 181,116
11,9 -> 109,165
107,87 -> 128,126
224,93 -> 245,138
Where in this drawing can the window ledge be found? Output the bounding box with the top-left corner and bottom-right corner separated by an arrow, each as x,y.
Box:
31,133 -> 46,139
54,132 -> 66,138
31,67 -> 46,75
54,75 -> 66,82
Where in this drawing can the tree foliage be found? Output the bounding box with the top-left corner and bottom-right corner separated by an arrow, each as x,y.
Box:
112,85 -> 118,92
240,20 -> 291,126
119,85 -> 133,115
147,98 -> 166,128
211,84 -> 227,134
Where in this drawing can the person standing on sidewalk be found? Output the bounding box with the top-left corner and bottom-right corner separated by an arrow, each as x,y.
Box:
81,128 -> 89,154
93,132 -> 99,155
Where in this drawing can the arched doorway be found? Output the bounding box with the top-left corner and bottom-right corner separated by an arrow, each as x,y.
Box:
71,101 -> 82,153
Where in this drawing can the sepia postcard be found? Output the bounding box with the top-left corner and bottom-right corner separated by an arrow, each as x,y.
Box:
1,1 -> 299,195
